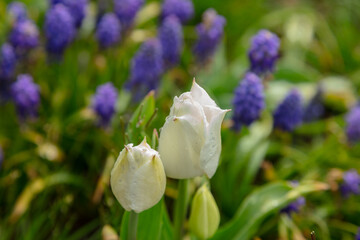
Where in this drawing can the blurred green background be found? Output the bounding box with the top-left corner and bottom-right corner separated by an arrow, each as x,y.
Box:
0,0 -> 360,239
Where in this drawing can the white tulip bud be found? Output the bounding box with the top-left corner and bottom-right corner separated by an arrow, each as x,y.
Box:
110,138 -> 166,213
158,80 -> 229,179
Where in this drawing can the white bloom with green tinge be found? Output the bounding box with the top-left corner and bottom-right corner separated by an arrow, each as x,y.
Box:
110,138 -> 166,213
158,80 -> 229,179
189,185 -> 220,239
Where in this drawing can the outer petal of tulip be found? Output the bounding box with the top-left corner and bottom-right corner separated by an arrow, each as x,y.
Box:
110,138 -> 166,213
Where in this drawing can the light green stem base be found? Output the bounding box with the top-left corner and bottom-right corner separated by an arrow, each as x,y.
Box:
174,179 -> 190,240
128,211 -> 138,240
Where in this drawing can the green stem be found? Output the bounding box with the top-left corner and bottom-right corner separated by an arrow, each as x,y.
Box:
128,211 -> 138,240
174,179 -> 190,240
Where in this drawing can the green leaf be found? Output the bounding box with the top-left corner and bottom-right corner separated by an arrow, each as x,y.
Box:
120,211 -> 130,240
211,181 -> 328,240
137,198 -> 174,240
127,91 -> 156,143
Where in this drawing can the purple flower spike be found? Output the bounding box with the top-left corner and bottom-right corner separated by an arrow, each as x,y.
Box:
346,106 -> 360,143
281,197 -> 306,215
126,39 -> 163,100
248,29 -> 280,75
45,4 -> 75,56
273,90 -> 303,132
340,169 -> 360,198
50,0 -> 88,28
114,0 -> 144,29
303,86 -> 324,122
159,15 -> 183,69
193,9 -> 226,64
96,13 -> 121,48
9,19 -> 39,51
161,0 -> 194,24
356,228 -> 360,240
11,74 -> 40,120
92,82 -> 118,127
232,72 -> 265,131
7,2 -> 28,21
0,43 -> 17,80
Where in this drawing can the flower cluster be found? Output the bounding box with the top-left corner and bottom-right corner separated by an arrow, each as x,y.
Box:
96,13 -> 121,48
45,4 -> 76,56
273,90 -> 303,132
114,0 -> 144,28
232,72 -> 265,131
11,74 -> 40,120
9,19 -> 39,52
50,0 -> 88,28
92,82 -> 118,127
7,1 -> 27,21
161,0 -> 194,24
193,9 -> 226,63
248,29 -> 280,75
126,39 -> 163,100
303,86 -> 324,122
346,105 -> 360,143
340,169 -> 360,198
159,15 -> 183,69
0,43 -> 17,80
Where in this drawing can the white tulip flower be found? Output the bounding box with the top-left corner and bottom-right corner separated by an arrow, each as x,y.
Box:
158,80 -> 229,179
110,138 -> 166,213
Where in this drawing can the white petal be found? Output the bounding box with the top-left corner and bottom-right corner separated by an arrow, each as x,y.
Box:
200,109 -> 228,178
190,81 -> 217,108
158,115 -> 205,179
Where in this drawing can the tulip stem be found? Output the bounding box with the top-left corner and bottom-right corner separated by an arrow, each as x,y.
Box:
174,179 -> 190,240
128,211 -> 138,240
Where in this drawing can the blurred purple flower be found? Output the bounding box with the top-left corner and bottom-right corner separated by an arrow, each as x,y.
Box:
7,1 -> 28,21
356,228 -> 360,240
248,29 -> 280,75
281,197 -> 306,215
45,4 -> 75,56
232,72 -> 265,131
346,106 -> 360,143
11,74 -> 40,120
159,15 -> 183,69
114,0 -> 144,28
96,13 -> 121,48
0,43 -> 17,80
340,169 -> 360,198
273,90 -> 303,132
92,82 -> 118,127
9,19 -> 39,51
161,0 -> 194,24
193,9 -> 226,64
303,86 -> 324,122
126,39 -> 163,100
50,0 -> 88,28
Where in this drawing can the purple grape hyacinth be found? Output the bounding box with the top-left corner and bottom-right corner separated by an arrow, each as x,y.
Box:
7,2 -> 28,21
0,43 -> 17,80
161,0 -> 194,24
303,86 -> 324,122
159,15 -> 183,69
232,72 -> 265,131
96,13 -> 121,48
281,197 -> 306,215
193,9 -> 226,64
346,105 -> 360,143
114,0 -> 144,28
273,89 -> 303,132
45,4 -> 75,56
11,74 -> 40,120
356,228 -> 360,240
248,29 -> 280,75
126,39 -> 163,100
340,169 -> 360,198
92,82 -> 118,127
50,0 -> 88,28
9,19 -> 39,51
